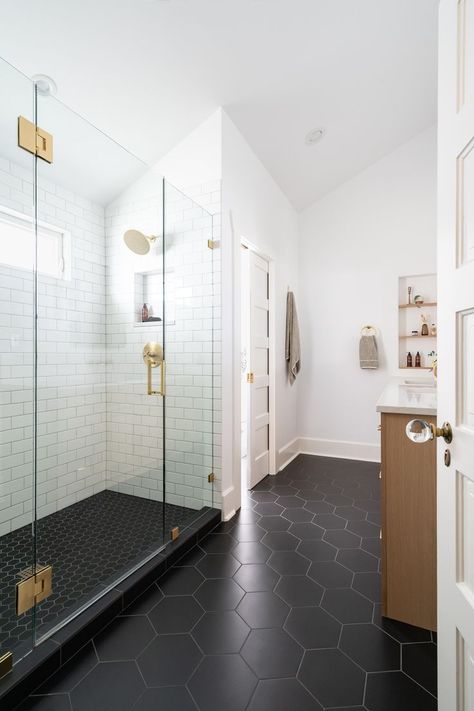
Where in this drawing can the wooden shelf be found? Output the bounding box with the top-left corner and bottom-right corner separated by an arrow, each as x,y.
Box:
399,275 -> 437,375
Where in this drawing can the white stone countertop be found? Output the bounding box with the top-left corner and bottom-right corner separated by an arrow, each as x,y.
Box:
376,377 -> 437,416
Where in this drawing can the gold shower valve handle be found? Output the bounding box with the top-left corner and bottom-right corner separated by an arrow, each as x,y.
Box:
143,342 -> 165,396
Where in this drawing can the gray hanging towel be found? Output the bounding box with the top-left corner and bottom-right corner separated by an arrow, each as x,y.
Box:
359,335 -> 379,369
285,291 -> 301,384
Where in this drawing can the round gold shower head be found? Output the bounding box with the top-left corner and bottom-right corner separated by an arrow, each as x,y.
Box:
123,229 -> 157,255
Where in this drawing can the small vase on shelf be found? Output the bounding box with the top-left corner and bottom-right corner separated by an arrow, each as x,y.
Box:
421,314 -> 429,336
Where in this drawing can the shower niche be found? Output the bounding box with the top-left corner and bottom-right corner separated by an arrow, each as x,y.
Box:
134,268 -> 175,326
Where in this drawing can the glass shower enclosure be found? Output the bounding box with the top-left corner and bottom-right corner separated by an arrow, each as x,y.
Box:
0,57 -> 219,673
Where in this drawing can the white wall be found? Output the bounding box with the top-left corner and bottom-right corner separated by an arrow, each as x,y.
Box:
297,126 -> 437,461
221,111 -> 300,517
156,110 -> 222,211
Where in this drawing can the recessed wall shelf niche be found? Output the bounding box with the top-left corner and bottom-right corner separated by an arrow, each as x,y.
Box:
398,273 -> 437,370
134,268 -> 175,327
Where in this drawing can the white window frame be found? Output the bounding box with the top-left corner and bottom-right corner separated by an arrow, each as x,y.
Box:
0,205 -> 71,280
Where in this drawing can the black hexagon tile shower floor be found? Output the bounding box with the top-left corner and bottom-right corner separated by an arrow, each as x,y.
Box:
0,490 -> 202,656
18,455 -> 437,711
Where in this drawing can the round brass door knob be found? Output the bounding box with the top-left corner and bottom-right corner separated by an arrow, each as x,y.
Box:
406,419 -> 453,444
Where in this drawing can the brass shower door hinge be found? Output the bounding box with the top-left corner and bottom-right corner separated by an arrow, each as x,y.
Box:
247,372 -> 254,384
207,239 -> 220,250
208,473 -> 215,483
171,527 -> 180,541
16,564 -> 53,616
0,652 -> 13,680
18,116 -> 53,163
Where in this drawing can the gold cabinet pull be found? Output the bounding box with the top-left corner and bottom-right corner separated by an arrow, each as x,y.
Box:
143,343 -> 165,396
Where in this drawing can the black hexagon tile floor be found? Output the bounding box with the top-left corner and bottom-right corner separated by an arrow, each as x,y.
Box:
18,454 -> 437,710
0,490 -> 203,656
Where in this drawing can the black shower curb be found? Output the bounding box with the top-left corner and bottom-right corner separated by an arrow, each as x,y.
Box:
0,507 -> 221,711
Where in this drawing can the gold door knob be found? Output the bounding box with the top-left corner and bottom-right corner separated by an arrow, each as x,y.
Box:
406,419 -> 452,444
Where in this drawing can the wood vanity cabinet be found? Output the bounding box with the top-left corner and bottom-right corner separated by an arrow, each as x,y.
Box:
380,412 -> 437,631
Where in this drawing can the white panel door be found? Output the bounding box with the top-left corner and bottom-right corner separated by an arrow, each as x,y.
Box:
438,1 -> 474,707
248,251 -> 270,489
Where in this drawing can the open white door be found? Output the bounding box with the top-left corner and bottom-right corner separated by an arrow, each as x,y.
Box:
247,251 -> 270,489
437,1 -> 474,706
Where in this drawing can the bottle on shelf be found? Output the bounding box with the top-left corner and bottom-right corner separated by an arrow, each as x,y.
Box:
421,314 -> 429,336
141,303 -> 149,322
407,352 -> 413,368
430,323 -> 437,336
415,351 -> 421,367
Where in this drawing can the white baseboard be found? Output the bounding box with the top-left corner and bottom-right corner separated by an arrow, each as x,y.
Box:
297,436 -> 381,463
221,484 -> 239,520
226,438 -> 380,517
277,437 -> 300,471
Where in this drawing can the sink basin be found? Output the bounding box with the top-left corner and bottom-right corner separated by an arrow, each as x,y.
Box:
401,379 -> 436,390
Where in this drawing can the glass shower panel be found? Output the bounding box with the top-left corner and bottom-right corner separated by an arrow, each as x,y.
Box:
0,59 -> 36,666
163,180 -> 217,537
33,90 -> 165,641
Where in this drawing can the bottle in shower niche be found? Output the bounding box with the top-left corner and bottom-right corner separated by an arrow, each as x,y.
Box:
141,303 -> 149,322
406,352 -> 413,368
415,351 -> 421,367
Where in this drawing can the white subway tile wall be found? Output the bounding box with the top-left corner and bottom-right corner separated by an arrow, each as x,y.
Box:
0,157 -> 222,536
0,157 -> 107,535
105,179 -> 221,512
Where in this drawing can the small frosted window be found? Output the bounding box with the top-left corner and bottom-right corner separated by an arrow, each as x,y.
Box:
0,206 -> 70,279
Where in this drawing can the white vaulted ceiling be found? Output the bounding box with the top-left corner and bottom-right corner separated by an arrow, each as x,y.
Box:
0,0 -> 438,210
